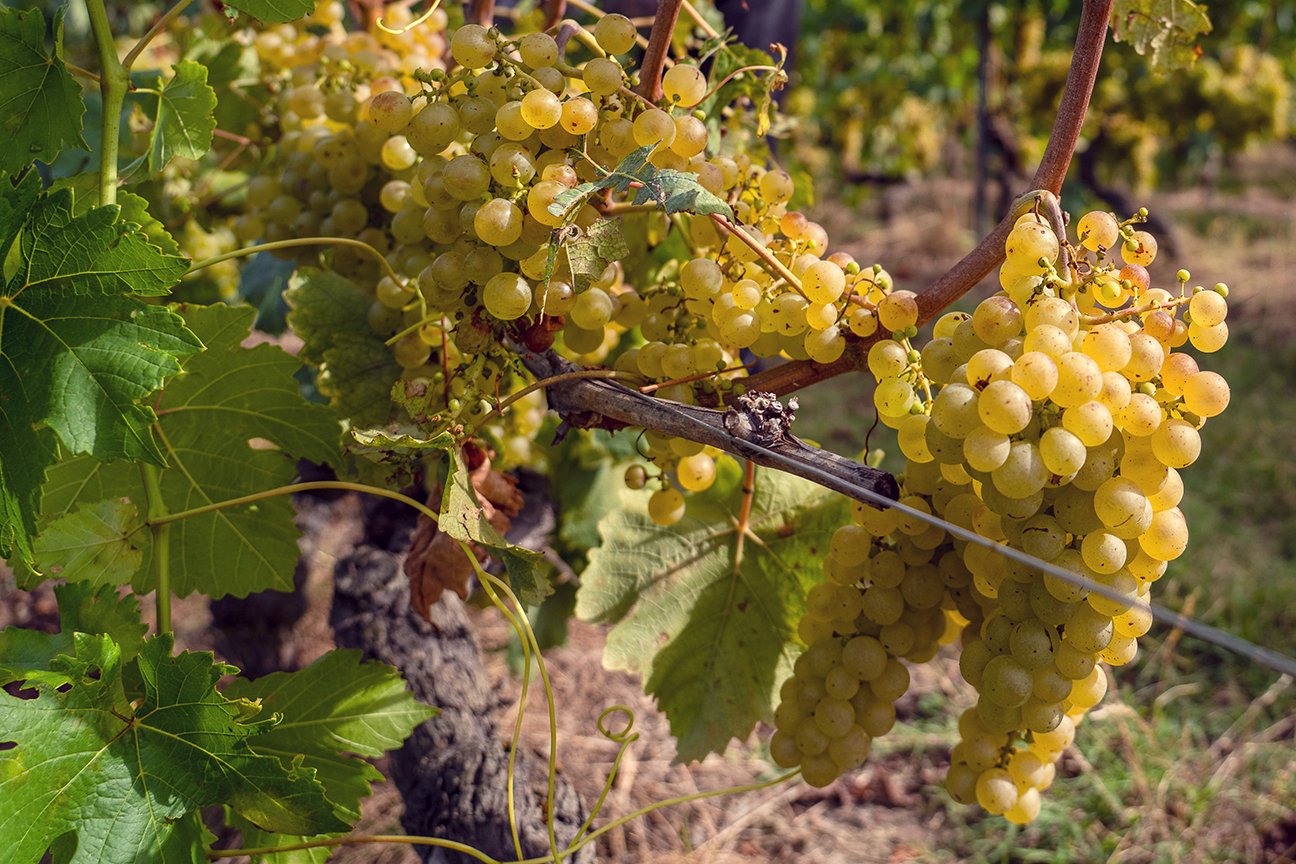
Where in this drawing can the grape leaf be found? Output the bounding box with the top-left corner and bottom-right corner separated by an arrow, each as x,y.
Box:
0,7 -> 87,174
1111,0 -> 1212,71
0,179 -> 197,567
221,649 -> 436,864
54,582 -> 148,661
223,0 -> 318,24
33,498 -> 143,588
147,60 -> 218,173
225,649 -> 437,817
0,633 -> 348,864
286,268 -> 400,427
0,628 -> 73,688
548,145 -> 734,223
565,218 -> 631,293
438,441 -> 553,606
34,303 -> 341,598
578,460 -> 848,761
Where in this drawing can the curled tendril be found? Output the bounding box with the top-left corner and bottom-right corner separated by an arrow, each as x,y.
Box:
596,705 -> 638,744
377,0 -> 443,35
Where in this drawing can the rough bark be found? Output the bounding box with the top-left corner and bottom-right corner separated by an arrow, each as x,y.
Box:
330,498 -> 591,864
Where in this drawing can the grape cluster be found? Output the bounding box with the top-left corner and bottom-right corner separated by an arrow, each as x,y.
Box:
791,208 -> 1229,818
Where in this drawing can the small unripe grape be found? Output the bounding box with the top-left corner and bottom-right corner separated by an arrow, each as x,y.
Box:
624,464 -> 648,490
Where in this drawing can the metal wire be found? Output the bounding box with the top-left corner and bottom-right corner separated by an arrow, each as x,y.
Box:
644,394 -> 1296,680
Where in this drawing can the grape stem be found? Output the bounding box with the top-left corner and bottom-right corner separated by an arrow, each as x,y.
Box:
735,0 -> 1114,398
636,0 -> 684,101
1083,294 -> 1189,325
708,213 -> 804,293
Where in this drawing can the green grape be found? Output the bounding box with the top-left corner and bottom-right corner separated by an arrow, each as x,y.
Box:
560,97 -> 599,135
877,290 -> 919,332
633,108 -> 677,148
482,272 -> 533,320
584,57 -> 625,96
474,198 -> 524,246
964,426 -> 1011,473
406,102 -> 460,155
451,23 -> 496,68
648,487 -> 685,526
977,380 -> 1032,435
495,101 -> 532,141
663,63 -> 708,106
367,90 -> 413,133
1038,426 -> 1086,475
972,295 -> 1023,346
594,13 -> 637,55
802,260 -> 845,304
520,88 -> 562,129
569,287 -> 614,329
518,31 -> 558,68
1005,221 -> 1059,267
1076,210 -> 1119,251
805,326 -> 846,364
1122,230 -> 1158,266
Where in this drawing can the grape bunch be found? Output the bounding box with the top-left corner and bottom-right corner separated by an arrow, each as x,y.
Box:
775,206 -> 1229,817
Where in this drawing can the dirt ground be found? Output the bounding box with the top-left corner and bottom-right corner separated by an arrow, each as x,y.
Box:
3,147 -> 1294,863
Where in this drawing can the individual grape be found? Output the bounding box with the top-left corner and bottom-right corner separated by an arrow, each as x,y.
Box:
1150,419 -> 1200,469
489,143 -> 538,187
805,327 -> 846,364
1005,221 -> 1059,267
1039,426 -> 1086,475
1068,666 -> 1109,710
495,101 -> 532,141
406,102 -> 460,155
676,453 -> 717,492
966,348 -> 1013,387
1189,289 -> 1228,327
560,97 -> 599,135
964,426 -> 1011,472
663,63 -> 708,106
982,655 -> 1032,708
972,295 -> 1023,346
867,340 -> 908,378
520,88 -> 562,129
482,272 -> 533,320
1139,507 -> 1189,561
878,290 -> 919,332
1061,401 -> 1113,447
1082,325 -> 1133,373
1011,352 -> 1058,401
380,135 -> 417,170
518,31 -> 559,68
633,108 -> 677,149
474,198 -> 524,246
802,260 -> 845,304
594,13 -> 637,55
671,115 -> 708,157
1076,210 -> 1119,251
451,24 -> 496,68
976,767 -> 1019,815
1122,230 -> 1158,266
1188,320 -> 1229,353
1051,352 -> 1103,407
584,57 -> 625,96
977,380 -> 1032,435
569,288 -> 614,329
367,90 -> 413,133
648,487 -> 686,526
1181,370 -> 1229,417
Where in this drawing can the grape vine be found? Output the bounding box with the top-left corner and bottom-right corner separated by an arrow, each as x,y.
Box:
0,0 -> 1272,861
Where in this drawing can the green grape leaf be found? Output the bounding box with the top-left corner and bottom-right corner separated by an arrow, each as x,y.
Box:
53,582 -> 148,661
0,634 -> 348,864
0,7 -> 87,174
565,218 -> 631,294
33,498 -> 143,587
0,180 -> 197,566
548,146 -> 734,224
222,0 -> 317,25
286,268 -> 400,427
438,442 -> 553,606
0,628 -> 73,688
578,461 -> 847,761
33,303 -> 341,598
225,649 -> 437,817
119,190 -> 182,255
147,60 -> 218,173
220,649 -> 437,864
1111,0 -> 1212,71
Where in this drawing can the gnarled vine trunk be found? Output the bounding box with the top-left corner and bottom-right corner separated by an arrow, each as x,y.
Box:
329,500 -> 591,864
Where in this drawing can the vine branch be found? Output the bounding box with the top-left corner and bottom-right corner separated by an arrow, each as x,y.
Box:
519,350 -> 898,506
737,0 -> 1114,398
637,0 -> 683,101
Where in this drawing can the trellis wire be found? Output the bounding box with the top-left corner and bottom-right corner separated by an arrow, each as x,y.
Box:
645,395 -> 1296,680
